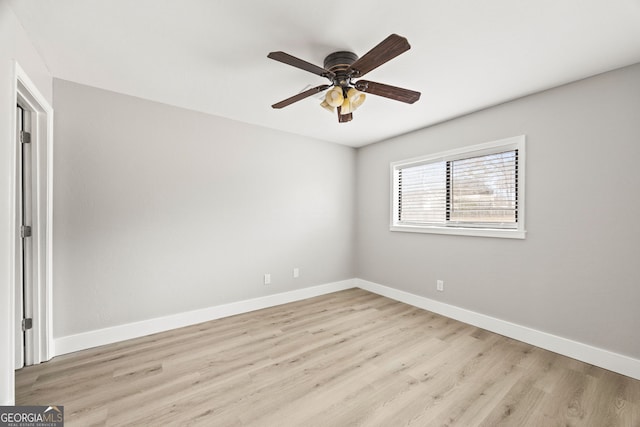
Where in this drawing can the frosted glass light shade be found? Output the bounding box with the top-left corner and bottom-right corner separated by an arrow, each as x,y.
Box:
320,100 -> 335,112
325,86 -> 344,107
340,97 -> 352,114
347,88 -> 366,110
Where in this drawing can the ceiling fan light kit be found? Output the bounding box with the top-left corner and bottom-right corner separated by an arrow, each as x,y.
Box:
347,87 -> 366,109
325,86 -> 345,107
268,34 -> 421,123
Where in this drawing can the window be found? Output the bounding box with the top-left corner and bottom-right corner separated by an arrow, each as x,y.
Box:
391,135 -> 525,239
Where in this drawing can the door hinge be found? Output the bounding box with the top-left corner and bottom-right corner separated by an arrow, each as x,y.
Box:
20,131 -> 31,144
21,225 -> 32,238
22,318 -> 33,331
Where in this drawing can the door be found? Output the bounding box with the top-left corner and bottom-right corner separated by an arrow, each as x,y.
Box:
15,104 -> 34,369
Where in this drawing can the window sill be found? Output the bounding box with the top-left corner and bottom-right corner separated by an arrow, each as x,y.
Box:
390,224 -> 526,239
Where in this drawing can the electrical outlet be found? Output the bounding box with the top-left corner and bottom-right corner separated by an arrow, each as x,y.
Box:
293,267 -> 299,278
264,274 -> 271,285
436,280 -> 444,292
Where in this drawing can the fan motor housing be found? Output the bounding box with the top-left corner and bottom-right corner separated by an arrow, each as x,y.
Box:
324,51 -> 358,86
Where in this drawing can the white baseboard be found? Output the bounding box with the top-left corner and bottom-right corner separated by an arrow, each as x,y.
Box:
53,277 -> 640,381
54,279 -> 356,356
356,278 -> 640,381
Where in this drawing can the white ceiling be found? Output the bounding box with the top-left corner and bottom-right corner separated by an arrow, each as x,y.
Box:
9,0 -> 640,147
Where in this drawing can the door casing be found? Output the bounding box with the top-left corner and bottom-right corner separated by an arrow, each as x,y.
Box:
12,62 -> 54,370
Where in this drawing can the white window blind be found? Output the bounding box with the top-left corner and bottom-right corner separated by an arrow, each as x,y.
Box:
398,161 -> 446,224
391,136 -> 525,239
449,151 -> 518,226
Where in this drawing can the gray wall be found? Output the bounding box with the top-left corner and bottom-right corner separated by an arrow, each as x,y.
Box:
356,63 -> 640,360
53,79 -> 355,337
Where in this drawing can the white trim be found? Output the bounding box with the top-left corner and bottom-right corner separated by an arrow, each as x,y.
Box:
54,279 -> 356,356
390,135 -> 526,239
52,277 -> 640,380
389,224 -> 526,239
13,62 -> 54,365
356,278 -> 640,380
7,63 -> 18,404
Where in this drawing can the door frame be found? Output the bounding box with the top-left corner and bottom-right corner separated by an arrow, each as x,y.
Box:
12,62 -> 54,367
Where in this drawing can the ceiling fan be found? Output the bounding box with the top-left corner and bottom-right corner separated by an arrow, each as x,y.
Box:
268,34 -> 421,123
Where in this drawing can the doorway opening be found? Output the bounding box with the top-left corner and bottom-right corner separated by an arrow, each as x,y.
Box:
13,63 -> 54,370
15,103 -> 33,367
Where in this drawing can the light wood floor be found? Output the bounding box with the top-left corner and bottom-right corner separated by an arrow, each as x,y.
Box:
16,288 -> 640,426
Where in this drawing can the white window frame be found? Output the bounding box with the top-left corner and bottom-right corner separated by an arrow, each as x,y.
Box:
390,135 -> 526,239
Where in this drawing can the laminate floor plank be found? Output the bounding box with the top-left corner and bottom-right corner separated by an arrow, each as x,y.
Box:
15,288 -> 640,426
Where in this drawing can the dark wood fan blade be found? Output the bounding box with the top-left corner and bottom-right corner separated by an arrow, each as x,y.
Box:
354,80 -> 421,104
347,34 -> 411,77
271,84 -> 331,109
338,113 -> 352,123
268,51 -> 335,79
337,106 -> 353,123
